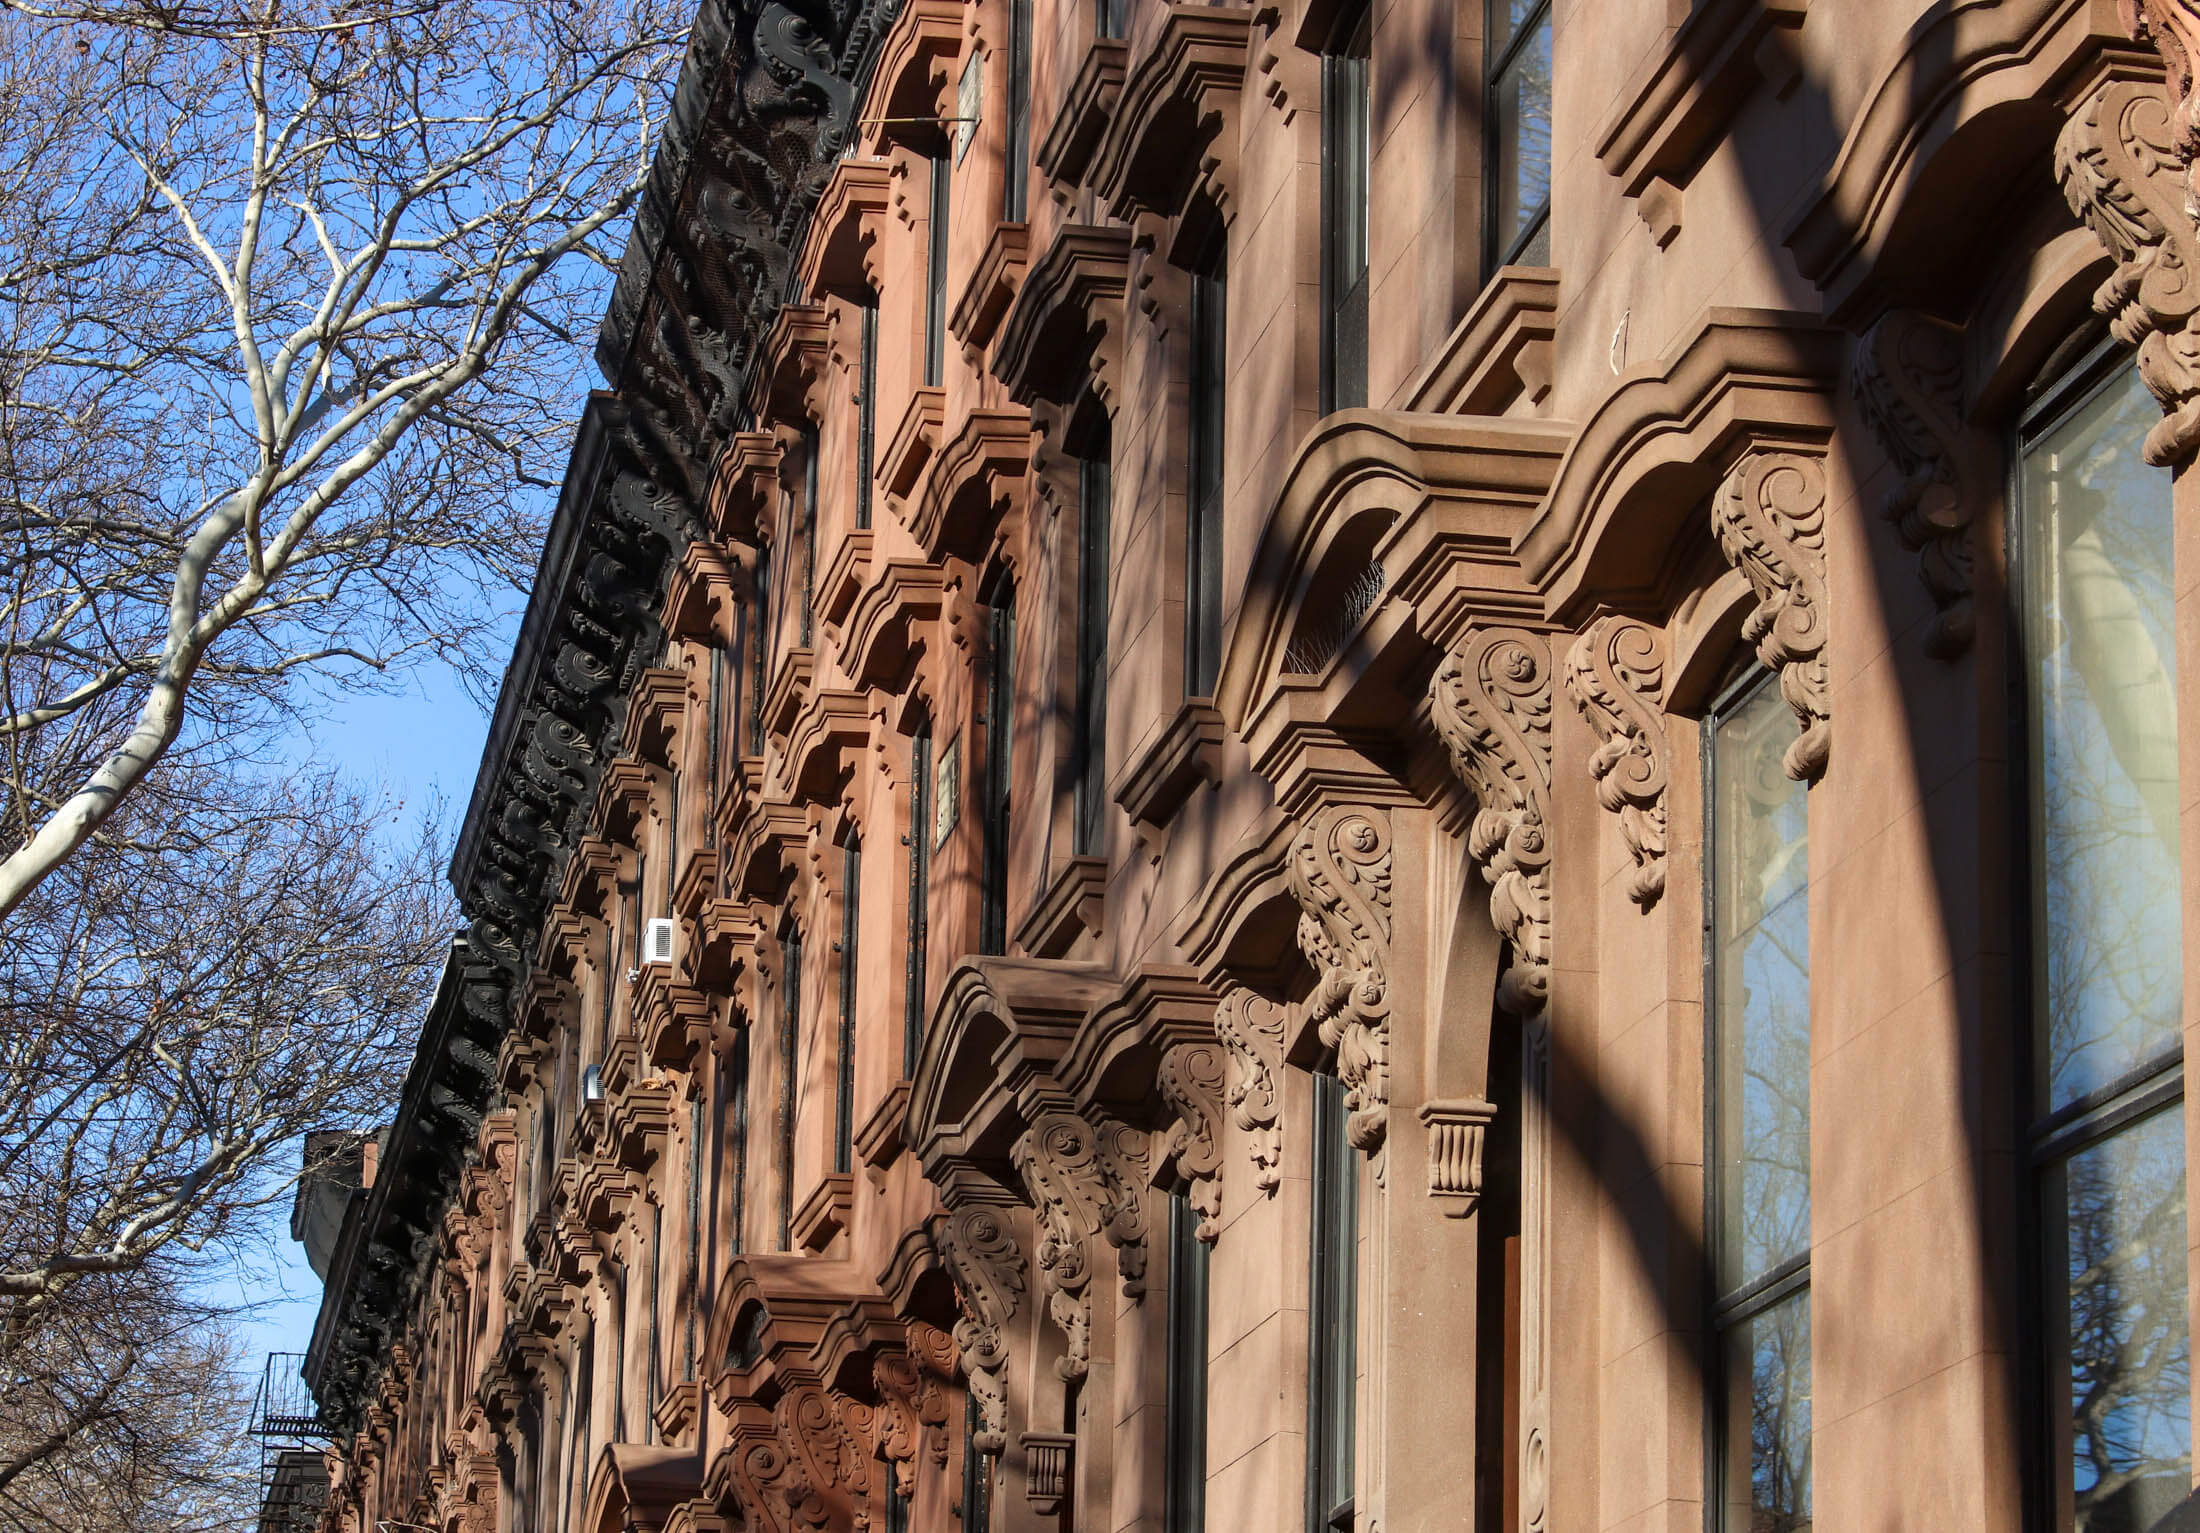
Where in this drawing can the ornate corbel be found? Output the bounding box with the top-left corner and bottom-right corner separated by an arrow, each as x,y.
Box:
929,1207 -> 1026,1455
2057,73 -> 2200,468
2121,2 -> 2200,211
1211,987 -> 1288,1196
1711,450 -> 1831,781
1415,1097 -> 1498,1219
1852,310 -> 1980,657
1010,1110 -> 1149,1380
1155,1040 -> 1228,1241
773,1384 -> 872,1529
1431,627 -> 1554,1016
1285,808 -> 1395,1164
1561,616 -> 1670,910
872,1324 -> 954,1495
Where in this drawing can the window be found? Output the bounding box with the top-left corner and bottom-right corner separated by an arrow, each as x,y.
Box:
2017,352 -> 2188,1531
750,555 -> 769,755
778,919 -> 802,1250
1003,0 -> 1032,221
857,295 -> 878,530
801,424 -> 820,648
1095,0 -> 1123,39
725,1032 -> 749,1251
904,720 -> 934,1076
1484,0 -> 1551,270
925,153 -> 950,388
1074,434 -> 1112,856
980,584 -> 1016,954
836,837 -> 860,1175
1165,1187 -> 1210,1532
1185,243 -> 1226,698
1321,2 -> 1370,413
1706,669 -> 1811,1533
962,1389 -> 992,1533
685,1094 -> 704,1380
885,1484 -> 912,1533
1306,1072 -> 1357,1533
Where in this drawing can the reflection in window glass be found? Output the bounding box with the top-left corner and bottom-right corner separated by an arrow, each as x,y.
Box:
1708,672 -> 1810,1533
2021,355 -> 2188,1532
1485,0 -> 1550,269
1321,3 -> 1369,412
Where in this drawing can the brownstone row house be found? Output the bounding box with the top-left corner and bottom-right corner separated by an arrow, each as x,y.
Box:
297,1 -> 2200,1529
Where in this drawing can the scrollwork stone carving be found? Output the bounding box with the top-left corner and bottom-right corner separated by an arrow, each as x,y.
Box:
1561,616 -> 1669,910
2058,75 -> 2200,468
929,1207 -> 1026,1456
1285,808 -> 1395,1164
1010,1110 -> 1149,1381
1852,310 -> 1978,657
1212,987 -> 1288,1195
1431,627 -> 1554,1015
1711,451 -> 1831,782
1156,1040 -> 1228,1241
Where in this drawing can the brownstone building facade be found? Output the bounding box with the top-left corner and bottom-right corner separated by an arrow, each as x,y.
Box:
299,2 -> 2200,1530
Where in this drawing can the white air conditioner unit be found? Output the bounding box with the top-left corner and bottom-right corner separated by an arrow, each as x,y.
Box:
641,917 -> 676,965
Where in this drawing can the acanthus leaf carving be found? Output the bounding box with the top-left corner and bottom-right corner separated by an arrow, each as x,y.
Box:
1155,1040 -> 1228,1241
1211,987 -> 1288,1195
1852,310 -> 1979,657
873,1323 -> 954,1494
2057,75 -> 2200,468
1561,616 -> 1670,910
1431,628 -> 1554,1015
929,1207 -> 1025,1456
1285,808 -> 1394,1168
2121,1 -> 2200,214
1711,450 -> 1831,782
1010,1110 -> 1150,1381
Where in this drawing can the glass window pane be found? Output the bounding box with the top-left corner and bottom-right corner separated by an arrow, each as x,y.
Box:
2022,365 -> 2182,1111
1718,1288 -> 1812,1533
1490,11 -> 1551,265
2050,1104 -> 2190,1531
1714,679 -> 1812,1293
1486,0 -> 1542,62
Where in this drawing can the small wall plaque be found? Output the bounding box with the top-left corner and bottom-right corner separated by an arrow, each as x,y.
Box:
935,734 -> 961,846
955,53 -> 982,163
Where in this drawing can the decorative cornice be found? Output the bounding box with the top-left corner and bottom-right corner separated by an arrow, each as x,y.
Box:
1089,4 -> 1253,222
1035,38 -> 1129,191
1561,616 -> 1669,911
1400,266 -> 1560,415
950,221 -> 1031,356
990,223 -> 1135,408
1712,450 -> 1832,782
1430,627 -> 1555,1015
1014,855 -> 1108,959
1852,310 -> 1980,657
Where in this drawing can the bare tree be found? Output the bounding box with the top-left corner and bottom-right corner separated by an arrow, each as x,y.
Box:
0,766 -> 449,1503
0,0 -> 686,918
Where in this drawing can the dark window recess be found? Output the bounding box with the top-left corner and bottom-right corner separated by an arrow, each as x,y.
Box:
1095,0 -> 1124,39
962,1389 -> 993,1533
1165,1188 -> 1211,1533
835,838 -> 860,1175
857,295 -> 879,530
1485,0 -> 1552,271
727,1033 -> 749,1251
903,721 -> 934,1076
685,1094 -> 704,1382
778,920 -> 802,1250
925,154 -> 950,388
1073,440 -> 1112,857
1306,1072 -> 1357,1533
750,554 -> 769,755
1185,248 -> 1227,698
801,425 -> 820,648
979,586 -> 1016,954
1003,0 -> 1033,220
1321,2 -> 1370,413
885,1483 -> 912,1533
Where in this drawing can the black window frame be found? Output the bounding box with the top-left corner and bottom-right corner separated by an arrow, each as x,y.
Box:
1165,1185 -> 1211,1533
979,580 -> 1016,954
857,293 -> 879,530
1305,1070 -> 1357,1533
1003,0 -> 1033,221
903,718 -> 934,1077
925,152 -> 950,388
835,835 -> 860,1175
1319,0 -> 1371,414
1185,236 -> 1227,699
800,423 -> 820,649
778,916 -> 802,1250
1073,432 -> 1112,857
1483,0 -> 1552,274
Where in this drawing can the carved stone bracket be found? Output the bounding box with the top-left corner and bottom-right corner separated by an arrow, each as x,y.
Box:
1010,1110 -> 1149,1380
1022,1431 -> 1076,1515
1286,808 -> 1395,1169
1431,627 -> 1554,1016
929,1207 -> 1026,1455
1561,616 -> 1669,910
1711,451 -> 1831,782
1416,1097 -> 1498,1219
1155,1040 -> 1228,1240
1852,310 -> 1979,657
1211,987 -> 1288,1196
873,1324 -> 954,1495
2121,1 -> 2200,215
2058,74 -> 2200,468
